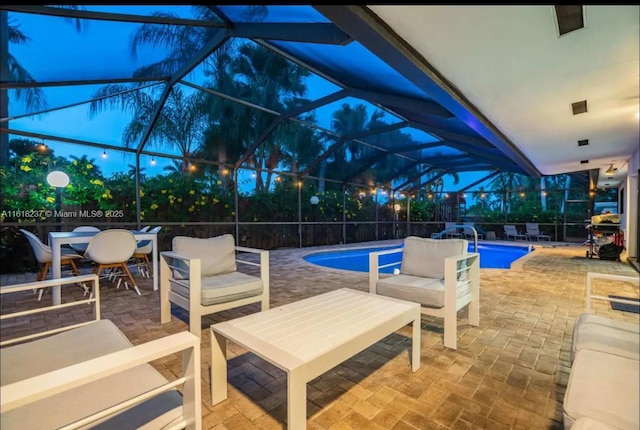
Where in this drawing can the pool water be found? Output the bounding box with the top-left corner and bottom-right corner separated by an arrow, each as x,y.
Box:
304,243 -> 532,273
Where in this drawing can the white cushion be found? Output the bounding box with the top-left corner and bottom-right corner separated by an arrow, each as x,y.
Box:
563,349 -> 639,430
170,271 -> 263,306
173,234 -> 237,277
377,274 -> 470,308
0,320 -> 182,430
571,313 -> 640,362
571,417 -> 618,430
401,236 -> 468,279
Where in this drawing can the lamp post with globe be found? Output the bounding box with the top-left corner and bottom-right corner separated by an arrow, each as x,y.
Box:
47,170 -> 70,230
310,195 -> 319,245
394,203 -> 401,239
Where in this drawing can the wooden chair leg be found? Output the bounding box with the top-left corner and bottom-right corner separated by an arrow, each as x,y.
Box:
120,263 -> 141,295
67,259 -> 81,276
38,262 -> 50,282
143,254 -> 152,277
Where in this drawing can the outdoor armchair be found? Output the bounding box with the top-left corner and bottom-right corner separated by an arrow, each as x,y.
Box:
160,234 -> 269,339
0,274 -> 201,430
369,236 -> 480,350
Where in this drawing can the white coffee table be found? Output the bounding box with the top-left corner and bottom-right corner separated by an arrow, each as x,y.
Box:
210,288 -> 421,429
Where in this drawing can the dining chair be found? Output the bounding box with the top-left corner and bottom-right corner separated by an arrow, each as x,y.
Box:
69,225 -> 101,254
131,226 -> 161,277
19,229 -> 85,300
84,229 -> 140,295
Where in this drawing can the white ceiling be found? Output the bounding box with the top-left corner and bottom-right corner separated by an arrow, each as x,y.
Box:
368,5 -> 639,188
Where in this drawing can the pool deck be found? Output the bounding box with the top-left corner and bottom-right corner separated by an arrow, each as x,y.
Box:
1,239 -> 638,429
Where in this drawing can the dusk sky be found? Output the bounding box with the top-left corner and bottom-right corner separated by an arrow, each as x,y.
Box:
7,6 -> 494,194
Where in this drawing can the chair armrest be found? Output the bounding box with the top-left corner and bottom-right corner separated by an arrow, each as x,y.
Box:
444,252 -> 480,310
585,272 -> 639,312
235,245 -> 266,255
444,252 -> 480,279
235,246 -> 269,296
0,275 -> 101,347
160,251 -> 201,280
1,331 -> 201,429
368,247 -> 403,293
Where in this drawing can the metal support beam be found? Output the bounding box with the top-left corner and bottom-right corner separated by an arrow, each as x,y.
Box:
234,89 -> 348,169
136,30 -> 230,155
1,5 -> 226,27
394,166 -> 433,191
314,5 -> 540,177
231,22 -> 351,45
407,171 -> 448,194
299,137 -> 345,177
349,87 -> 452,118
459,171 -> 502,192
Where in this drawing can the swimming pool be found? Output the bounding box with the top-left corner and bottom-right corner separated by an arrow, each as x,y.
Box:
304,243 -> 533,273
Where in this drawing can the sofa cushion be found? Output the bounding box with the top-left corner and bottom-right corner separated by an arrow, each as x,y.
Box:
563,349 -> 639,430
170,271 -> 263,306
173,234 -> 237,277
571,417 -> 618,430
571,313 -> 640,362
401,236 -> 468,279
0,320 -> 182,430
377,274 -> 471,308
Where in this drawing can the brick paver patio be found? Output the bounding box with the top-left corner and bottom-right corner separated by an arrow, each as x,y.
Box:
1,240 -> 638,429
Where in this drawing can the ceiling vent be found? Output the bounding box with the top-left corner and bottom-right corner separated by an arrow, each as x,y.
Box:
580,160 -> 589,164
555,6 -> 585,36
572,100 -> 588,115
577,139 -> 589,146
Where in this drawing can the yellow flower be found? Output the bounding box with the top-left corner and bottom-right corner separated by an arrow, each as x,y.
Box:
73,160 -> 78,165
139,190 -> 145,197
213,198 -> 219,204
90,179 -> 104,186
46,196 -> 55,203
189,190 -> 195,195
86,164 -> 93,169
150,203 -> 159,210
217,180 -> 222,185
224,204 -> 229,208
21,155 -> 32,163
19,165 -> 32,172
161,189 -> 167,194
195,201 -> 200,205
188,206 -> 195,212
177,198 -> 183,203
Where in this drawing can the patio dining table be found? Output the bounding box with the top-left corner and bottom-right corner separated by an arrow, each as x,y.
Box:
48,229 -> 158,305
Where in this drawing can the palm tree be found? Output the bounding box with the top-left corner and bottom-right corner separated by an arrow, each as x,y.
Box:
489,172 -> 526,215
229,41 -> 311,190
89,85 -> 208,173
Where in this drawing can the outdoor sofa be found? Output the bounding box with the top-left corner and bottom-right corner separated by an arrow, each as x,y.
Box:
563,272 -> 639,430
0,274 -> 201,430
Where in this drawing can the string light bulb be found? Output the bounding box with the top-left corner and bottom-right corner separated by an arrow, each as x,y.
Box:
150,157 -> 156,165
101,148 -> 107,159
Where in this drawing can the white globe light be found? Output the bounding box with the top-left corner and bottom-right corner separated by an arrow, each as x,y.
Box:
310,196 -> 319,205
47,171 -> 70,188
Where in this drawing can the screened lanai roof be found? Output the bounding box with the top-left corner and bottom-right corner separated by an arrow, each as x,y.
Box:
1,5 -> 545,193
